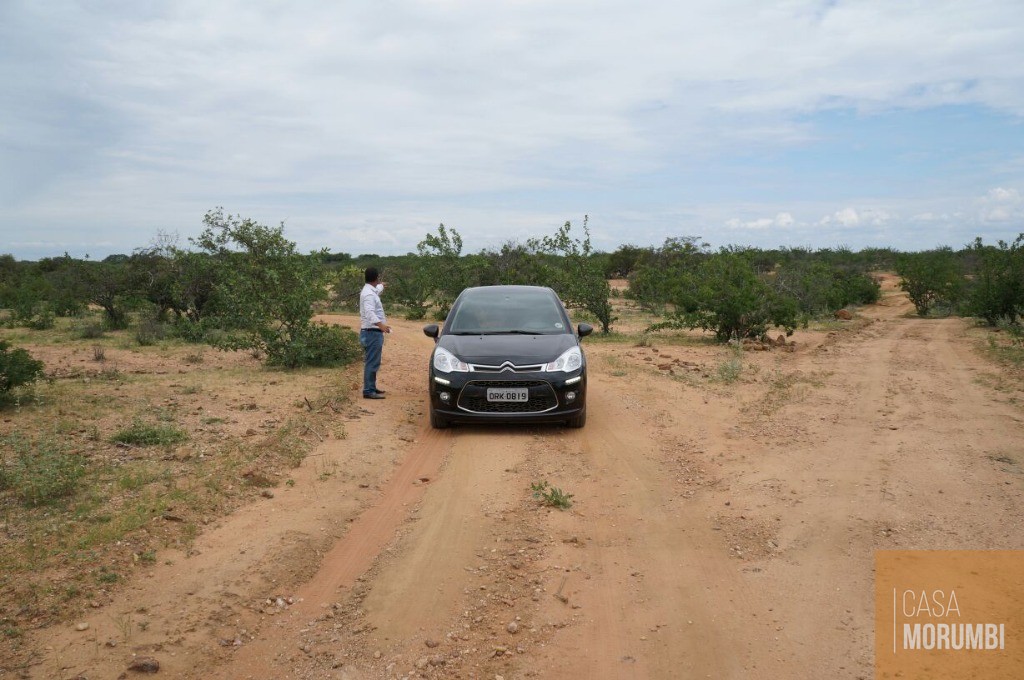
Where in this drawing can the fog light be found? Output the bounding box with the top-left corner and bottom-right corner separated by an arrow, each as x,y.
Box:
565,391 -> 576,402
439,391 -> 451,403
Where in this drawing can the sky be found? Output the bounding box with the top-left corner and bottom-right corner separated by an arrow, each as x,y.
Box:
2,0 -> 1024,260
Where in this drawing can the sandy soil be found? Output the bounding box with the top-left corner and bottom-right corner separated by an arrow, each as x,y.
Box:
20,277 -> 1024,679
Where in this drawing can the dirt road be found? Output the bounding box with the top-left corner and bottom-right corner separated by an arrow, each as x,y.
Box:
27,280 -> 1024,679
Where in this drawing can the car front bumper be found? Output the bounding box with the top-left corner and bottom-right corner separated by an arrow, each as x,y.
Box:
428,370 -> 587,424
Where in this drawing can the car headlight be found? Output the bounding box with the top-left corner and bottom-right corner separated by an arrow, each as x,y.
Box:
545,346 -> 583,373
433,347 -> 470,373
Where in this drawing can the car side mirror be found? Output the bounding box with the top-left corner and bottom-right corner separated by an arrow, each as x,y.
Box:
578,323 -> 593,338
423,324 -> 440,340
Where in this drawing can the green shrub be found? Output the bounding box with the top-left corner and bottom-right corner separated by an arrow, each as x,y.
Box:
527,218 -> 616,333
626,237 -> 708,312
652,250 -> 799,341
963,235 -> 1024,325
0,434 -> 85,507
69,260 -> 138,330
837,270 -> 882,305
74,320 -> 106,339
772,261 -> 880,316
172,317 -> 217,343
897,249 -> 964,316
193,208 -> 338,367
0,340 -> 44,396
384,260 -> 433,320
24,303 -> 56,330
716,348 -> 743,383
330,264 -> 366,314
416,224 -> 470,319
263,322 -> 361,369
111,421 -> 188,446
8,278 -> 53,325
1006,322 -> 1024,344
135,317 -> 168,346
96,570 -> 119,584
477,241 -> 548,288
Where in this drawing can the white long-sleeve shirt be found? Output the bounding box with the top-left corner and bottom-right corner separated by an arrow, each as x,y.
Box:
359,283 -> 386,329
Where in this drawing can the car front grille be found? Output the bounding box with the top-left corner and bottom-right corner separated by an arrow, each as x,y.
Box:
469,362 -> 546,373
457,379 -> 558,414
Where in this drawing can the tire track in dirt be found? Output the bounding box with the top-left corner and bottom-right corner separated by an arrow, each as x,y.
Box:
730,295 -> 1024,677
293,427 -> 452,616
752,315 -> 907,677
24,406 -> 426,680
220,423 -> 454,678
356,431 -> 525,647
524,384 -> 759,679
880,315 -> 1024,547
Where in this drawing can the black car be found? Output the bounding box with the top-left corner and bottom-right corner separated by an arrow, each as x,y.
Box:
423,285 -> 592,429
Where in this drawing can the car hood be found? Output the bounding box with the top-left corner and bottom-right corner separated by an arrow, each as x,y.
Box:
438,333 -> 578,366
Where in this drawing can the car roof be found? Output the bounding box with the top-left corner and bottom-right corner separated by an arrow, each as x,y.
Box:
459,285 -> 555,295
455,286 -> 562,306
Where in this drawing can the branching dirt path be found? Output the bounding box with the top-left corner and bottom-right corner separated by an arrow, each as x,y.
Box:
25,280 -> 1024,679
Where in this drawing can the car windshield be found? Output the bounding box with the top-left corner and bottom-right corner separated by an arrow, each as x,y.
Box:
445,288 -> 568,335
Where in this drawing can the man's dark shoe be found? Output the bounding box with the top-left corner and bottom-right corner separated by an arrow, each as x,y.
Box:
373,389 -> 386,395
363,392 -> 386,399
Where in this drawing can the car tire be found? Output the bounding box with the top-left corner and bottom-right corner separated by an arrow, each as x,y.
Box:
430,407 -> 450,429
565,407 -> 587,429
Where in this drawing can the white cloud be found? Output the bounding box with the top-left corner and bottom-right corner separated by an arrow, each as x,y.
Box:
726,212 -> 795,230
818,207 -> 894,228
977,186 -> 1023,222
775,212 -> 795,228
985,187 -> 1021,203
825,208 -> 861,227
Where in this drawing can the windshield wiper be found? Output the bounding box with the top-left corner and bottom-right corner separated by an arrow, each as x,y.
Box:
450,330 -> 548,335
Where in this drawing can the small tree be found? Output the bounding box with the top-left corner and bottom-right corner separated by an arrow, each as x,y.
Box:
528,217 -> 616,333
132,239 -> 223,328
417,224 -> 468,318
655,250 -> 798,341
627,237 -> 708,312
36,255 -> 87,317
897,249 -> 964,316
193,208 -> 358,368
71,260 -> 141,329
604,244 -> 651,278
3,255 -> 84,327
384,258 -> 434,320
771,260 -> 880,319
964,235 -> 1024,325
477,240 -> 547,287
8,274 -> 54,327
330,264 -> 367,313
171,250 -> 222,324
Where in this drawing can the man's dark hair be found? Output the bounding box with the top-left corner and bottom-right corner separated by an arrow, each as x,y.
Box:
364,267 -> 379,284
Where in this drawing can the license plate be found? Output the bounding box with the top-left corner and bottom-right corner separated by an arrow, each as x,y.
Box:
486,387 -> 529,402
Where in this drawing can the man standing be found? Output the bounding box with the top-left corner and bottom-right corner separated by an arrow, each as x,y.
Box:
359,267 -> 391,399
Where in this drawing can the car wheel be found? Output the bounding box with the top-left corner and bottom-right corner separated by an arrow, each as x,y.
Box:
430,406 -> 450,429
565,407 -> 587,429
